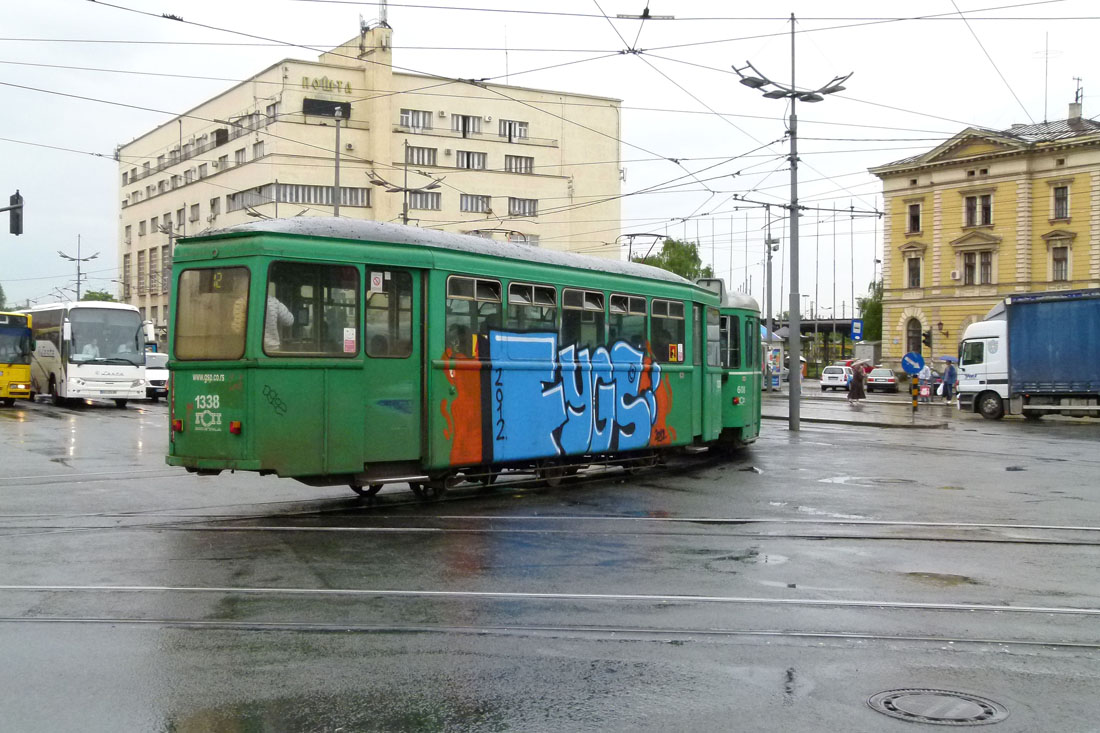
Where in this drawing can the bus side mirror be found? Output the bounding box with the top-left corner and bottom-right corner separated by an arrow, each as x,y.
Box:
142,320 -> 156,343
62,321 -> 72,341
29,339 -> 36,352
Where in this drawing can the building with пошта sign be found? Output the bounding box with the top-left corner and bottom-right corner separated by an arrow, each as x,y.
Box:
115,21 -> 621,346
869,101 -> 1100,370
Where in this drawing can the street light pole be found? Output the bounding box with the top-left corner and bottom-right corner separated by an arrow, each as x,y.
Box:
733,14 -> 852,431
764,205 -> 779,392
57,234 -> 98,301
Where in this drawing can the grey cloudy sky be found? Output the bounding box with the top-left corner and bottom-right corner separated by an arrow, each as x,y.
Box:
2,0 -> 1096,317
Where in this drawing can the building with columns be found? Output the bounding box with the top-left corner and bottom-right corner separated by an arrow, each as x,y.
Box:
116,22 -> 621,343
869,102 -> 1100,368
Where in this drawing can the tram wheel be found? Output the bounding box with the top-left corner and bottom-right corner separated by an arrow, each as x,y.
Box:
350,482 -> 383,498
536,460 -> 565,487
409,479 -> 447,500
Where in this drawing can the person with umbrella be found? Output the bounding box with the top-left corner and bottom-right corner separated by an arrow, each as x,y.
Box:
940,356 -> 958,404
847,358 -> 869,404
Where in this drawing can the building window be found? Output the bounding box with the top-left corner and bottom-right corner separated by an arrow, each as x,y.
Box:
405,146 -> 437,166
399,108 -> 433,130
455,150 -> 487,170
122,254 -> 131,298
963,252 -> 976,285
161,246 -> 171,293
121,171 -> 128,186
1052,245 -> 1068,281
137,250 -> 146,294
198,164 -> 208,179
1053,185 -> 1069,219
508,197 -> 537,217
409,191 -> 441,210
151,305 -> 158,323
252,141 -> 264,159
151,215 -> 159,232
266,102 -> 279,121
906,318 -> 922,355
907,257 -> 921,288
218,154 -> 228,169
460,194 -> 490,213
189,203 -> 200,222
979,251 -> 992,284
451,114 -> 481,137
504,155 -> 534,174
964,194 -> 992,226
138,220 -> 146,236
156,156 -> 164,170
235,148 -> 246,165
171,175 -> 180,189
158,180 -> 167,194
184,169 -> 193,184
124,225 -> 132,244
176,208 -> 185,228
907,203 -> 921,233
499,119 -> 528,141
210,197 -> 220,217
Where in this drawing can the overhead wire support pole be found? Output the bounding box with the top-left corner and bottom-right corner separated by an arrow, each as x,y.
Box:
732,13 -> 852,432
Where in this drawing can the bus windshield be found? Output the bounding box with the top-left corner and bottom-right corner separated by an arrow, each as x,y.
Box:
68,308 -> 146,365
0,315 -> 32,365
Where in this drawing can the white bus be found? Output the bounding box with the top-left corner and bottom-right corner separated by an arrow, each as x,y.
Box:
24,301 -> 154,407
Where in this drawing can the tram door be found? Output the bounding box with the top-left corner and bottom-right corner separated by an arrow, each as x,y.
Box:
700,307 -> 723,440
360,267 -> 422,463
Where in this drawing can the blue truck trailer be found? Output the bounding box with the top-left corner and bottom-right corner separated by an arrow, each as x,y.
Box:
957,289 -> 1100,420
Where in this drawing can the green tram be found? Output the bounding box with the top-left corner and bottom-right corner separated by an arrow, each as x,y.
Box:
166,219 -> 761,495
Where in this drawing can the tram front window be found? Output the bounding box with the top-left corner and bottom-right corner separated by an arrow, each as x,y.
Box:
175,267 -> 250,360
69,308 -> 145,364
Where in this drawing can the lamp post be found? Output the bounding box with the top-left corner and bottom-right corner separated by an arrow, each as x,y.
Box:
367,146 -> 444,227
57,234 -> 98,301
733,14 -> 852,431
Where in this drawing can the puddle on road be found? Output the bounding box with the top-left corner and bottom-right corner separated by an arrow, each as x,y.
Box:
937,486 -> 965,491
705,548 -> 789,572
905,572 -> 982,587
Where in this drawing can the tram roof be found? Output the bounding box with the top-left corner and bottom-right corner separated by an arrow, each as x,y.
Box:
185,218 -> 697,287
723,293 -> 760,311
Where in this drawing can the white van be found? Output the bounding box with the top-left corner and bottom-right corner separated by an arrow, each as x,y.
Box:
145,352 -> 168,401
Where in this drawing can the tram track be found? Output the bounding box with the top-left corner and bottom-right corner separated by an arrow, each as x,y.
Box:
0,614 -> 1097,650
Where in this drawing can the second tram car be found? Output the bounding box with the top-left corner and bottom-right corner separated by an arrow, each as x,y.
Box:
166,219 -> 761,495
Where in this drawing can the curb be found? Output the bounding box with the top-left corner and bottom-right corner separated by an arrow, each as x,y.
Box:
761,414 -> 949,429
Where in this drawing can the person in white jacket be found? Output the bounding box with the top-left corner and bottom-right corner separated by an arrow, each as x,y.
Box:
917,362 -> 932,403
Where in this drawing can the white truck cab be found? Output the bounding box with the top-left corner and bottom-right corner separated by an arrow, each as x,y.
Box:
957,318 -> 1008,419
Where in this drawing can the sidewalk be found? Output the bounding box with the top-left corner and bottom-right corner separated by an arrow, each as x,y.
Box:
761,389 -> 951,429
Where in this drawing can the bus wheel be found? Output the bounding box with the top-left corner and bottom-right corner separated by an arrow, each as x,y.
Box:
350,482 -> 382,498
49,377 -> 67,407
114,399 -> 129,409
0,398 -> 14,407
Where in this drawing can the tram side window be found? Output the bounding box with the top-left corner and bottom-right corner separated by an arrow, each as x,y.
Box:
723,314 -> 741,368
265,262 -> 359,357
652,299 -> 686,363
446,276 -> 501,357
608,294 -> 646,350
175,267 -> 250,360
744,317 -> 755,371
366,271 -> 413,358
708,310 -> 722,367
505,283 -> 557,333
561,288 -> 605,351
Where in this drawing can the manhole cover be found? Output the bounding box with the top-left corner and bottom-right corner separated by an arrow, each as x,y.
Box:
868,689 -> 1009,726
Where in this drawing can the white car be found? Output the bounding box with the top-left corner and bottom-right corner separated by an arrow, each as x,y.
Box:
145,352 -> 169,401
820,365 -> 853,391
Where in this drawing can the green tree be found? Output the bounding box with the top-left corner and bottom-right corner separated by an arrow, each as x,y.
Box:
0,282 -> 6,310
857,280 -> 882,341
82,289 -> 117,302
637,238 -> 714,281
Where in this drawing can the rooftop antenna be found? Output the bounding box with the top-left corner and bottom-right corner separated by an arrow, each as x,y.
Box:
379,0 -> 390,28
1074,76 -> 1083,104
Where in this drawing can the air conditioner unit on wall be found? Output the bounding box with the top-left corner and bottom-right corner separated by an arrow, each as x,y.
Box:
950,270 -> 960,280
444,148 -> 452,155
438,110 -> 447,118
345,143 -> 354,150
484,115 -> 492,122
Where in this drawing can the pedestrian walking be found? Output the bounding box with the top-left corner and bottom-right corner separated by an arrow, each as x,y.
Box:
918,362 -> 932,403
848,362 -> 867,403
942,360 -> 957,404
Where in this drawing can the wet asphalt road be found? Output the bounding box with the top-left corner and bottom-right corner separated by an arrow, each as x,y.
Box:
1,395 -> 1099,732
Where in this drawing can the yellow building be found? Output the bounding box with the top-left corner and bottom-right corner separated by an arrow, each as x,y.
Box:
116,22 -> 621,343
869,102 -> 1100,368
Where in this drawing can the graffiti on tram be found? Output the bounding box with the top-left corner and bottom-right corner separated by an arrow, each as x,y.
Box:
441,330 -> 676,464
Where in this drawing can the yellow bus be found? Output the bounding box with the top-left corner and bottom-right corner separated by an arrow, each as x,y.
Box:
0,312 -> 33,407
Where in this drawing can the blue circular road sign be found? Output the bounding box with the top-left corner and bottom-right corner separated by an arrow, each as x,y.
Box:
901,351 -> 925,375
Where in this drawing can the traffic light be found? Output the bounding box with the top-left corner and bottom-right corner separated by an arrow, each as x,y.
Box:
922,330 -> 933,348
8,190 -> 22,236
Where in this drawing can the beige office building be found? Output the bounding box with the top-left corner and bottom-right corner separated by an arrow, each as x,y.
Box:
116,23 -> 622,342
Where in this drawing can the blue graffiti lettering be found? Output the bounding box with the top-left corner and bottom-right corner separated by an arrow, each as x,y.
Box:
485,330 -> 663,461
